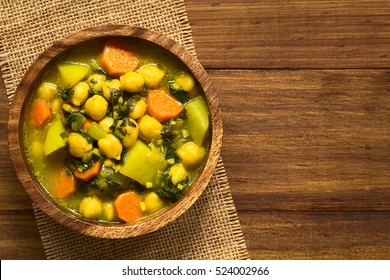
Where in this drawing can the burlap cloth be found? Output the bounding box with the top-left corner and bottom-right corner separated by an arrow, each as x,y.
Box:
0,0 -> 249,259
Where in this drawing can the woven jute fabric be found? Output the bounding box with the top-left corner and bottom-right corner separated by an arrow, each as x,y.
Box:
0,0 -> 249,259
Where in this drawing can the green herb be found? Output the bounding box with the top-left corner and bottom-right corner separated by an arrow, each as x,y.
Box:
62,108 -> 78,121
63,110 -> 86,132
119,149 -> 128,165
161,122 -> 173,137
68,151 -> 102,173
153,171 -> 189,202
121,117 -> 136,128
88,88 -> 102,97
169,81 -> 189,103
113,101 -> 134,120
111,88 -> 123,104
71,114 -> 86,131
59,88 -> 74,100
82,149 -> 102,164
161,137 -> 179,163
178,107 -> 187,120
89,59 -> 108,76
68,158 -> 89,172
60,131 -> 69,139
124,95 -> 141,114
79,130 -> 94,144
65,165 -> 73,176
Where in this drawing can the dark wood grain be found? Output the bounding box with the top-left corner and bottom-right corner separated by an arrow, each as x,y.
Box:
186,0 -> 390,69
240,211 -> 390,259
211,69 -> 390,211
0,212 -> 46,260
0,76 -> 45,259
0,76 -> 34,212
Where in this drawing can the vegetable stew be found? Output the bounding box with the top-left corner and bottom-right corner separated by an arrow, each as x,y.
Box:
23,38 -> 210,224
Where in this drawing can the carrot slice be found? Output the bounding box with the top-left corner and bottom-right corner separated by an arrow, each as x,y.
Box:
114,191 -> 142,223
71,161 -> 102,182
100,41 -> 139,76
146,89 -> 183,122
52,168 -> 76,199
30,100 -> 51,127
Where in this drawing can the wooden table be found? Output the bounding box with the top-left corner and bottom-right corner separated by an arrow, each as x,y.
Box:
1,0 -> 390,259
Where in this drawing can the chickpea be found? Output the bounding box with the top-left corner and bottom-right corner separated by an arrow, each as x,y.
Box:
69,81 -> 90,106
85,95 -> 108,121
98,116 -> 114,132
144,192 -> 163,213
137,115 -> 163,142
115,118 -> 139,149
36,82 -> 58,101
50,97 -> 63,115
62,103 -> 77,112
101,79 -> 122,102
175,73 -> 195,92
103,202 -> 115,221
129,98 -> 147,120
88,73 -> 107,90
79,196 -> 102,219
169,163 -> 187,185
176,141 -> 205,168
98,133 -> 123,160
138,64 -> 165,88
68,133 -> 93,158
120,71 -> 144,93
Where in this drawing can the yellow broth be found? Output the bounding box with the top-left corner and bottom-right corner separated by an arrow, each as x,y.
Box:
23,38 -> 210,223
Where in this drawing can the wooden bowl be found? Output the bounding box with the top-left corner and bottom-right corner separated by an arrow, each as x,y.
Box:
8,25 -> 223,238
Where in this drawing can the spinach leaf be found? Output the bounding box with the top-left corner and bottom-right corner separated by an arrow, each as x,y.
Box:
168,81 -> 189,103
59,88 -> 74,100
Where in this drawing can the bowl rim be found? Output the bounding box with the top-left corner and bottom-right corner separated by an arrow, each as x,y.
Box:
7,24 -> 223,238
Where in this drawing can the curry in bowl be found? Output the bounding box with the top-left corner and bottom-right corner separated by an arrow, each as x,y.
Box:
23,38 -> 210,224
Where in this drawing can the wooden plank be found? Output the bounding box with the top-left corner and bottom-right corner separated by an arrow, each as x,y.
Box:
239,211 -> 390,259
0,135 -> 33,211
185,0 -> 390,69
0,212 -> 46,259
0,74 -> 35,212
1,211 -> 390,259
209,69 -> 390,211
